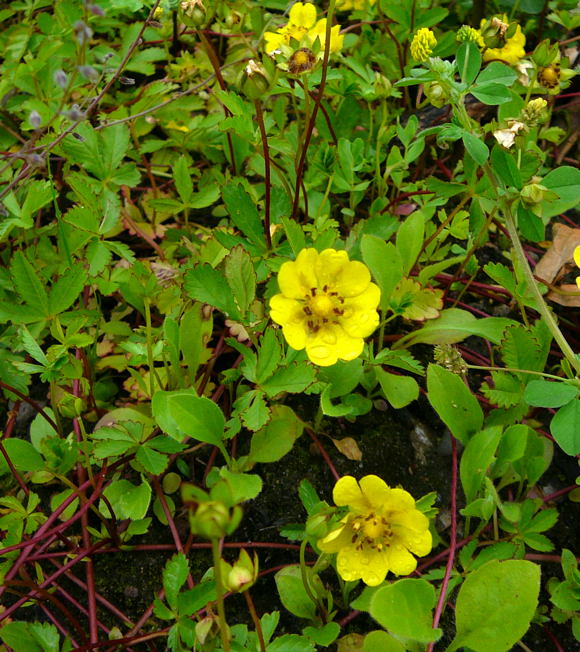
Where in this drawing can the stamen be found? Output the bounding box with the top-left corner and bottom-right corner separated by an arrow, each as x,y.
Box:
304,306 -> 312,315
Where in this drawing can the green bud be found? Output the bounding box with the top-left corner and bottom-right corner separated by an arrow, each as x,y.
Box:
521,183 -> 546,205
480,16 -> 508,49
306,513 -> 331,539
456,25 -> 483,45
239,58 -> 276,100
179,0 -> 214,28
195,615 -> 219,645
188,500 -> 242,539
373,72 -> 392,99
220,549 -> 259,593
424,81 -> 449,108
531,39 -> 560,67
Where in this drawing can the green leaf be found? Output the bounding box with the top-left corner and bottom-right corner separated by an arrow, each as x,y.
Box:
457,41 -> 481,85
396,211 -> 424,276
363,631 -> 405,652
178,581 -> 217,617
460,427 -> 502,503
550,399 -> 580,456
540,166 -> 580,218
11,251 -> 49,316
163,553 -> 189,611
303,623 -> 340,646
298,479 -> 320,515
189,184 -> 221,209
224,245 -> 256,317
462,132 -> 489,165
136,446 -> 169,475
0,622 -> 44,652
361,236 -> 403,311
248,405 -> 303,464
268,635 -> 315,652
448,560 -> 540,652
49,266 -> 87,315
477,62 -> 517,86
222,182 -> 265,251
101,477 -> 152,520
491,146 -> 522,189
0,439 -> 44,476
260,363 -> 316,397
376,368 -> 419,408
152,389 -> 225,445
471,83 -> 512,105
427,364 -> 483,443
501,324 -> 545,372
19,326 -> 48,365
184,264 -> 240,319
275,566 -> 316,620
173,156 -> 193,204
395,308 -> 514,347
524,380 -> 578,408
370,578 -> 441,643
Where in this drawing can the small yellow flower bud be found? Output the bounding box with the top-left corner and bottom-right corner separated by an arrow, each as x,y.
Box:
456,25 -> 484,46
410,28 -> 437,63
521,98 -> 548,126
538,64 -> 560,90
424,81 -> 449,108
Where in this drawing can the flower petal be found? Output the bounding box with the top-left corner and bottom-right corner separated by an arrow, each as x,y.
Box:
269,294 -> 302,325
359,475 -> 392,510
283,322 -> 308,351
278,250 -> 319,298
336,544 -> 388,586
574,245 -> 580,269
385,544 -> 418,576
264,31 -> 287,53
333,476 -> 367,510
335,260 -> 372,297
305,324 -> 363,366
289,2 -> 317,28
317,519 -> 352,553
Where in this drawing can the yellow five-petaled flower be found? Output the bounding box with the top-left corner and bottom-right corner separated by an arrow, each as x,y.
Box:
269,248 -> 380,367
318,475 -> 432,586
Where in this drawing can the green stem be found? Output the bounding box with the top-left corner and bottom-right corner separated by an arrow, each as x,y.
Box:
244,591 -> 266,652
211,538 -> 231,652
467,365 -> 578,382
299,539 -> 327,621
254,100 -> 272,249
144,298 -> 156,398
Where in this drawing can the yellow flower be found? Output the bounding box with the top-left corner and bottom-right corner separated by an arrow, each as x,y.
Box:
574,246 -> 580,289
318,475 -> 432,586
269,248 -> 380,366
410,28 -> 437,63
307,18 -> 344,54
336,0 -> 376,10
481,18 -> 526,65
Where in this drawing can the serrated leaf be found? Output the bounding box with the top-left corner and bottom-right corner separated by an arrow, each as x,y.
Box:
501,324 -> 544,372
482,371 -> 524,408
184,264 -> 240,319
136,446 -> 169,475
163,553 -> 189,611
173,156 -> 193,204
224,245 -> 256,317
222,182 -> 265,251
49,266 -> 87,314
19,326 -> 48,365
11,251 -> 49,316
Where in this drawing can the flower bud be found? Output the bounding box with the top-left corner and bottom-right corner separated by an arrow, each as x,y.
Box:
54,69 -> 68,89
239,59 -> 275,99
179,0 -> 214,28
372,72 -> 392,99
538,64 -> 560,90
457,25 -> 483,46
306,513 -> 331,539
480,16 -> 508,49
410,28 -> 437,63
195,615 -> 219,645
74,20 -> 93,45
220,549 -> 259,593
287,48 -> 317,76
188,499 -> 242,539
531,39 -> 559,67
78,65 -> 99,82
424,81 -> 449,108
29,110 -> 42,129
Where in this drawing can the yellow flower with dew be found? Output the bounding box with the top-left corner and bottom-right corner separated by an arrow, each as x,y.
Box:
574,246 -> 580,289
318,475 -> 432,586
410,28 -> 437,63
480,16 -> 526,65
269,248 -> 380,366
336,0 -> 376,11
307,18 -> 344,54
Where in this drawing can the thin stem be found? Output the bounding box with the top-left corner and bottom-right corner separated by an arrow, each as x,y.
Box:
467,365 -> 576,382
427,435 -> 457,651
211,537 -> 231,652
254,100 -> 272,249
299,539 -> 327,622
144,297 -> 156,399
244,591 -> 266,652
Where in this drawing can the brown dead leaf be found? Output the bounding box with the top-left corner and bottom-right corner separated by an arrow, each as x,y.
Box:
332,437 -> 362,461
534,224 -> 580,307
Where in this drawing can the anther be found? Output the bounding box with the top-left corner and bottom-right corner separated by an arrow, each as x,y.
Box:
304,306 -> 312,315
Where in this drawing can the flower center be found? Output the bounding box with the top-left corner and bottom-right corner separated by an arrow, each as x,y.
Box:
351,512 -> 393,551
302,286 -> 345,334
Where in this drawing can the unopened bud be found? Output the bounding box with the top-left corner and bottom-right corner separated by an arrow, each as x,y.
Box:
521,182 -> 549,206
119,76 -> 136,85
240,59 -> 274,99
188,500 -> 242,539
74,20 -> 93,45
67,104 -> 87,121
480,16 -> 508,49
195,615 -> 219,645
220,549 -> 259,593
287,48 -> 316,76
78,65 -> 99,82
457,25 -> 483,46
29,110 -> 42,128
179,0 -> 214,28
424,81 -> 449,108
86,3 -> 105,16
54,69 -> 68,88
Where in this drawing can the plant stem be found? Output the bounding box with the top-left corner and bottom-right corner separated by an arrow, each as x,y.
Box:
299,539 -> 327,622
211,538 -> 231,652
244,591 -> 266,652
254,100 -> 272,249
143,297 -> 156,398
467,365 -> 578,382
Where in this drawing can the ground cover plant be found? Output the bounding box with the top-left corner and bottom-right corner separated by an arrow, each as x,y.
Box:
0,0 -> 579,650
